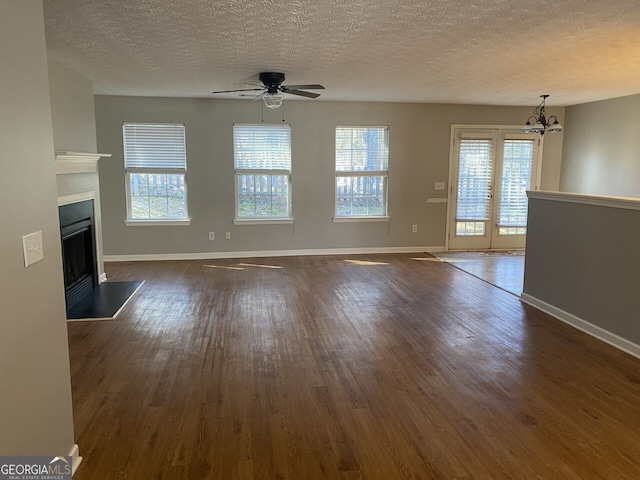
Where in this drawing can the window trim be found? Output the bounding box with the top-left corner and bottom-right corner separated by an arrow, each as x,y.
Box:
333,216 -> 390,223
122,122 -> 189,224
124,219 -> 191,227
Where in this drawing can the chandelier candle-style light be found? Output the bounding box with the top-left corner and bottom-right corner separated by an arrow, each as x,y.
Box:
522,95 -> 563,135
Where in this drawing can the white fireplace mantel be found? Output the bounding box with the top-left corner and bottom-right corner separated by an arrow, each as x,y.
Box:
55,151 -> 111,287
55,151 -> 111,175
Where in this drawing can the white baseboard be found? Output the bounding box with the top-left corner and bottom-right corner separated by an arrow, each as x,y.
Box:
68,443 -> 82,476
104,246 -> 446,262
520,293 -> 640,360
98,272 -> 107,283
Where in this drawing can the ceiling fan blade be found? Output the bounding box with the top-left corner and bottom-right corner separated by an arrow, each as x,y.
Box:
282,84 -> 325,90
283,89 -> 321,99
211,88 -> 264,94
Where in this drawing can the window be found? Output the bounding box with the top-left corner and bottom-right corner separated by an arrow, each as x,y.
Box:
335,126 -> 389,218
233,124 -> 292,221
497,139 -> 535,235
455,138 -> 493,236
123,123 -> 188,223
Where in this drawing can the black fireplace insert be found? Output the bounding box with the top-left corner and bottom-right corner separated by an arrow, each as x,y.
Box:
59,200 -> 97,310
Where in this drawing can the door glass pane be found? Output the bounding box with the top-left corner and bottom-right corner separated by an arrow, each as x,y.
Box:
456,221 -> 485,236
498,139 -> 534,235
456,139 -> 492,236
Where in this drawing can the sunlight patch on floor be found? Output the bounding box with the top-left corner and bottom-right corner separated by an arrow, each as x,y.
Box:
204,265 -> 245,270
344,259 -> 389,266
204,263 -> 284,270
237,263 -> 283,269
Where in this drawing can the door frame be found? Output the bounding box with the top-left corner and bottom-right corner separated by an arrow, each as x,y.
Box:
445,124 -> 544,252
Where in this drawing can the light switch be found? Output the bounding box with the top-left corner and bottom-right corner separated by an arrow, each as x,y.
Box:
435,181 -> 446,190
23,230 -> 44,267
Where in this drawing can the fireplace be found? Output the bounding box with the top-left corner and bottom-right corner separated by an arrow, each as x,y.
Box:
59,200 -> 98,310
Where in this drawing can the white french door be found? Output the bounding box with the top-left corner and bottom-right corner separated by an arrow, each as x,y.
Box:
447,127 -> 541,251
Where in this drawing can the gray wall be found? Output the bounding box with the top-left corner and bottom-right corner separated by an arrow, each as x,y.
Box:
0,1 -> 75,455
48,59 -> 97,153
561,93 -> 640,198
95,96 -> 564,256
523,196 -> 640,345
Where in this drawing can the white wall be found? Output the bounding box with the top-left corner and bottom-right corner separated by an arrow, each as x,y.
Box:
561,93 -> 640,198
95,96 -> 564,257
0,0 -> 76,457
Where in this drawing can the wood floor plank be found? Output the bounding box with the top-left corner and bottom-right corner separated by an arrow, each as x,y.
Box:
68,254 -> 640,479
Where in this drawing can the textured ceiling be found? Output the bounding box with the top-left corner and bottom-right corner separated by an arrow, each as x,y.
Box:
43,0 -> 640,106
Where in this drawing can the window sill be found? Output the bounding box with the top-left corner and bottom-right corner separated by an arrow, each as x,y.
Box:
125,219 -> 191,226
333,216 -> 390,223
233,218 -> 294,225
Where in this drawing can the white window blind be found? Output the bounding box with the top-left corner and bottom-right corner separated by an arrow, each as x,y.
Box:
123,123 -> 186,170
335,126 -> 389,217
234,124 -> 291,170
233,124 -> 292,220
498,139 -> 535,232
456,138 -> 493,221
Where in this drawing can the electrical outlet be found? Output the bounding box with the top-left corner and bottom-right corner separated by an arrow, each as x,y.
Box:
435,181 -> 446,190
208,232 -> 215,240
23,230 -> 44,267
412,224 -> 418,233
225,231 -> 231,240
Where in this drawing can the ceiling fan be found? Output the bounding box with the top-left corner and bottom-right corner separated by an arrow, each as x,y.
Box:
212,72 -> 324,109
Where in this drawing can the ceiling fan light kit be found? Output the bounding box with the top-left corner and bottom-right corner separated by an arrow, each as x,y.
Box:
212,72 -> 324,109
522,94 -> 563,135
263,92 -> 284,109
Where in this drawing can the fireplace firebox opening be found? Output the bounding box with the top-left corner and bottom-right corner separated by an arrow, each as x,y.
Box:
59,200 -> 97,310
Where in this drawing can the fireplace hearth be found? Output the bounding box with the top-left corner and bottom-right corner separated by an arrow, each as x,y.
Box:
59,200 -> 97,310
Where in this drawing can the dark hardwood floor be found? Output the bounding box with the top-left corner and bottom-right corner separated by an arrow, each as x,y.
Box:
67,254 -> 640,479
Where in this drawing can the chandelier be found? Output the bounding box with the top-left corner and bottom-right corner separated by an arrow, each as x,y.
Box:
522,95 -> 562,135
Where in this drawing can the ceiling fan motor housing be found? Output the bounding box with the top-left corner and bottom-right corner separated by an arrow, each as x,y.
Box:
259,72 -> 285,93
